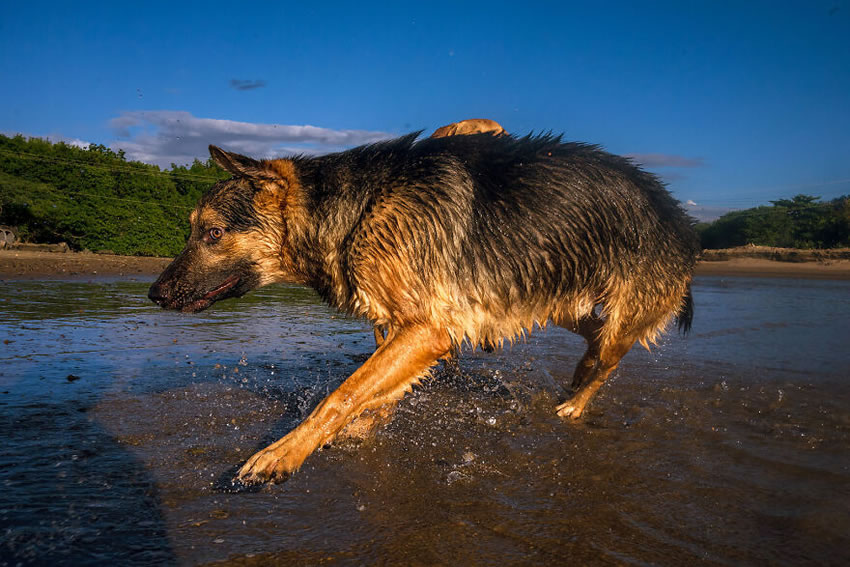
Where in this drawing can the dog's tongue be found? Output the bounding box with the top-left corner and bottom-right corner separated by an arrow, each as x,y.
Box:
177,275 -> 240,313
203,275 -> 240,300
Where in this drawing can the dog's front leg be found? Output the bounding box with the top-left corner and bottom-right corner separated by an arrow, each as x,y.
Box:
237,324 -> 452,483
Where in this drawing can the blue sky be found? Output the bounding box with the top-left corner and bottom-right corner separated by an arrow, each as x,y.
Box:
1,1 -> 848,220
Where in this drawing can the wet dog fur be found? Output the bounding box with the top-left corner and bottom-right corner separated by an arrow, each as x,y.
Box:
371,119 -> 508,350
149,128 -> 699,483
431,118 -> 507,139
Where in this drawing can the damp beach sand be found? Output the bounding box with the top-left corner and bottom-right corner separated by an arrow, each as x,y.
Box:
1,251 -> 849,564
0,249 -> 172,281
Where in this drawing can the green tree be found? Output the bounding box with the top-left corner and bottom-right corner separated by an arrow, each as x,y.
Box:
0,133 -> 227,256
697,194 -> 850,249
769,195 -> 824,248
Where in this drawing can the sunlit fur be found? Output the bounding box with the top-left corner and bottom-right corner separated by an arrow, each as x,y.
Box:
149,179 -> 292,312
431,118 -> 507,138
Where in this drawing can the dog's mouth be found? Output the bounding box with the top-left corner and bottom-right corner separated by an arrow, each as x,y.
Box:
176,275 -> 241,313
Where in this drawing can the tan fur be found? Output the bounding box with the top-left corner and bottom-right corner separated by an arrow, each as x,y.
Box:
359,118 -> 507,349
431,118 -> 506,138
189,203 -> 285,287
246,162 -> 309,286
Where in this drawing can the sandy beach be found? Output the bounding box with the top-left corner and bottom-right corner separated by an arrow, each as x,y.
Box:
2,248 -> 850,281
0,250 -> 172,281
695,257 -> 850,279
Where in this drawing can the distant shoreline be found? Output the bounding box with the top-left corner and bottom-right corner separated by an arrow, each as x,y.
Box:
696,245 -> 850,280
2,247 -> 850,281
0,249 -> 172,281
695,258 -> 850,280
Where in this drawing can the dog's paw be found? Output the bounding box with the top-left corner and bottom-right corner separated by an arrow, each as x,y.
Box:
555,401 -> 584,420
236,445 -> 302,484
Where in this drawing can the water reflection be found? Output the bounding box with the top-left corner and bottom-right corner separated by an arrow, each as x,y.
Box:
1,277 -> 848,565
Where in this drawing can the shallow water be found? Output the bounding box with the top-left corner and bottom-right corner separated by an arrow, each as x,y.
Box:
1,276 -> 848,565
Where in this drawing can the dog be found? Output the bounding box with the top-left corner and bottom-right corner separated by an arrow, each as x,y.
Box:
149,128 -> 699,483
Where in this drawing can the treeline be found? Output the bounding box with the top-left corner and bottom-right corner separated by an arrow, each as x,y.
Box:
0,134 -> 228,256
696,195 -> 850,249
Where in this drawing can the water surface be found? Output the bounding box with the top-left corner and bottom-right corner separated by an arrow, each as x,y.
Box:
1,276 -> 848,565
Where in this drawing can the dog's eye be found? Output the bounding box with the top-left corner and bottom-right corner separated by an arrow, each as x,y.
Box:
208,227 -> 225,241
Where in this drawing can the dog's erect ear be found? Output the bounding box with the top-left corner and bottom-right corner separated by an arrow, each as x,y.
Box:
209,145 -> 266,178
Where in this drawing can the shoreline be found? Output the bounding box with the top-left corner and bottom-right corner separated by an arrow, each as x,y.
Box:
2,249 -> 850,282
0,250 -> 172,282
695,258 -> 850,280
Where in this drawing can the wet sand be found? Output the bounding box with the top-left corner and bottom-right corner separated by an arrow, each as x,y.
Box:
2,249 -> 850,281
0,250 -> 171,280
1,278 -> 849,565
696,258 -> 850,279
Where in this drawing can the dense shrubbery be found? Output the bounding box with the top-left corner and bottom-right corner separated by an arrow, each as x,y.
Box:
696,195 -> 850,249
0,134 -> 228,256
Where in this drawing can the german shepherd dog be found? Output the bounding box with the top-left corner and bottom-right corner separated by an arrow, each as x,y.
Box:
149,124 -> 699,483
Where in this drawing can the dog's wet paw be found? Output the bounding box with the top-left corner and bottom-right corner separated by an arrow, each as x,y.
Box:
555,401 -> 584,420
236,446 -> 300,484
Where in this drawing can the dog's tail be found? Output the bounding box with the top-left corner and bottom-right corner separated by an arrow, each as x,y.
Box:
676,284 -> 694,334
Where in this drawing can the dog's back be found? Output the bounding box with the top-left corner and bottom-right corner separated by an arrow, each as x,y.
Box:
295,133 -> 698,349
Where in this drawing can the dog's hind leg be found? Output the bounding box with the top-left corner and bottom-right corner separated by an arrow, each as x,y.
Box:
238,325 -> 452,483
555,325 -> 636,420
560,314 -> 605,390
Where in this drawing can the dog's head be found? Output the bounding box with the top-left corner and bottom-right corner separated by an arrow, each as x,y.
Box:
148,146 -> 302,313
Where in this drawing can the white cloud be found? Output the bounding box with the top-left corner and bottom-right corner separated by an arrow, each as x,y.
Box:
55,136 -> 91,149
108,110 -> 394,167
